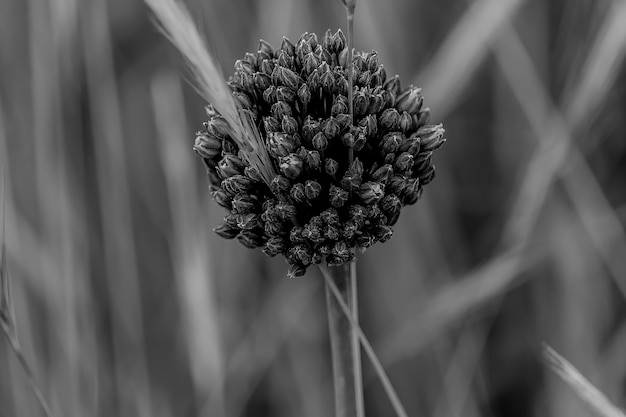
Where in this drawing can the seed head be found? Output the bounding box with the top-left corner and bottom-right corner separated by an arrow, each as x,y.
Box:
194,30 -> 445,277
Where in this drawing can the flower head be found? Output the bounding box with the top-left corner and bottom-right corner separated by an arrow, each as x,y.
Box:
194,30 -> 445,277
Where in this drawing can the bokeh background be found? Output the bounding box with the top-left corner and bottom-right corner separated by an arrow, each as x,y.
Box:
1,0 -> 626,416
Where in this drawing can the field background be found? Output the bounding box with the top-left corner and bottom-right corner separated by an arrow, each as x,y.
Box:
1,0 -> 626,416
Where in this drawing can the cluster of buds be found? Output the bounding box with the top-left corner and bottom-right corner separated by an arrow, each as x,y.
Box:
194,30 -> 445,278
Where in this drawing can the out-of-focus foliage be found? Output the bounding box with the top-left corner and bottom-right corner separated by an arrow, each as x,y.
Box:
1,0 -> 625,416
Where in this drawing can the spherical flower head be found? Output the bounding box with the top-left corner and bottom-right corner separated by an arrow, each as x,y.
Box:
193,30 -> 446,278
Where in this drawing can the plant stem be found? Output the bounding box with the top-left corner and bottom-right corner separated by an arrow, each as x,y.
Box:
325,263 -> 358,417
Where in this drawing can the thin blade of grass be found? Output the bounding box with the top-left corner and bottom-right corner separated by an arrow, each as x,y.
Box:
413,0 -> 526,115
150,70 -> 226,416
144,0 -> 276,185
543,344 -> 626,417
320,264 -> 409,417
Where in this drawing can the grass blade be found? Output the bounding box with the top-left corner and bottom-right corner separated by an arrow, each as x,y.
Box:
320,264 -> 409,417
543,344 -> 626,417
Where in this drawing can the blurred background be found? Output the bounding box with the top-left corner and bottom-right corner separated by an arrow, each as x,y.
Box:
1,0 -> 626,416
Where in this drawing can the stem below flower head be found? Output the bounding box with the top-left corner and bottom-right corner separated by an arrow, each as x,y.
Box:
325,263 -> 358,417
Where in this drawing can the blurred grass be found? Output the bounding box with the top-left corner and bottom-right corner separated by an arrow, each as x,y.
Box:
1,0 -> 626,416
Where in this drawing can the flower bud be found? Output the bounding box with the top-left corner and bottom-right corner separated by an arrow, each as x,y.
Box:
214,222 -> 240,239
342,221 -> 359,241
258,39 -> 275,58
370,67 -> 386,87
194,134 -> 222,159
263,116 -> 280,133
275,202 -> 297,220
298,83 -> 312,105
277,50 -> 294,69
211,188 -> 232,208
217,153 -> 244,178
289,226 -> 305,243
321,117 -> 340,139
353,130 -> 366,152
303,53 -> 321,75
380,194 -> 402,225
254,72 -> 272,92
238,229 -> 265,248
399,136 -> 421,156
394,152 -> 414,172
399,111 -> 413,132
290,183 -> 306,203
281,115 -> 298,135
401,178 -> 420,204
383,74 -> 402,96
307,69 -> 321,92
302,116 -> 320,142
304,180 -> 322,200
264,218 -> 284,236
417,108 -> 431,126
368,91 -> 385,114
244,166 -> 264,183
281,36 -> 295,55
312,131 -> 328,151
357,70 -> 372,87
267,132 -> 298,157
396,86 -> 423,114
236,213 -> 260,230
381,132 -> 403,154
333,29 -> 346,52
291,244 -> 312,265
373,225 -> 393,242
321,70 -> 335,92
303,218 -> 323,243
331,241 -> 352,263
279,153 -> 303,179
414,152 -> 432,172
341,159 -> 363,191
231,193 -> 257,214
356,233 -> 375,248
206,116 -> 230,138
287,263 -> 306,278
359,114 -> 378,137
320,208 -> 340,225
332,95 -> 349,116
364,204 -> 383,220
371,164 -> 394,184
338,47 -> 349,68
329,185 -> 349,208
263,237 -> 286,257
270,175 -> 291,195
388,176 -> 407,197
300,149 -> 321,170
418,124 -> 446,151
271,100 -> 292,119
353,89 -> 370,117
276,86 -> 297,104
263,85 -> 277,104
271,65 -> 301,90
222,175 -> 253,195
261,59 -> 275,75
420,165 -> 436,185
380,108 -> 400,130
325,158 -> 339,176
348,204 -> 366,227
243,52 -> 258,68
358,182 -> 385,205
334,73 -> 349,95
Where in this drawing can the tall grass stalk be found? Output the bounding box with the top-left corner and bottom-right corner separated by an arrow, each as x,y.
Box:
321,264 -> 409,417
543,344 -> 626,417
1,214 -> 55,417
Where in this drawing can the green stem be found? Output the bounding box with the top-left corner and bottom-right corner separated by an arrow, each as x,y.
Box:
325,263 -> 357,417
